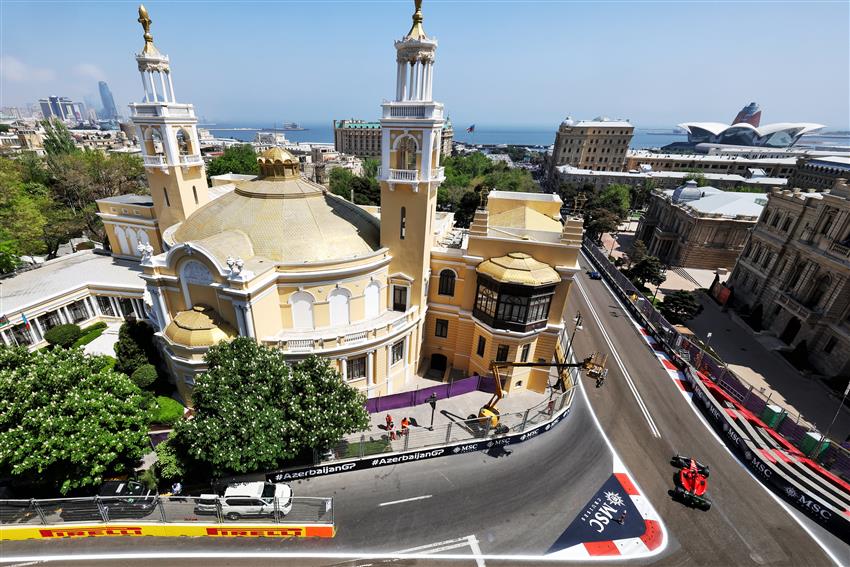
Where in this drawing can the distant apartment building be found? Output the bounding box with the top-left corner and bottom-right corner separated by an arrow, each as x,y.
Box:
554,164 -> 786,192
624,150 -> 797,179
790,156 -> 850,191
635,180 -> 766,269
333,119 -> 453,158
548,117 -> 634,175
39,96 -> 85,122
727,179 -> 850,378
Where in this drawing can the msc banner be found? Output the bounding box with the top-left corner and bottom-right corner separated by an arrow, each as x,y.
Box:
0,523 -> 336,541
547,474 -> 644,552
267,407 -> 572,483
684,369 -> 850,544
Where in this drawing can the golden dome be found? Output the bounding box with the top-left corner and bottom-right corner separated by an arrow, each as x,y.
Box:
258,146 -> 297,164
257,147 -> 299,180
163,305 -> 236,348
172,176 -> 380,265
476,252 -> 560,286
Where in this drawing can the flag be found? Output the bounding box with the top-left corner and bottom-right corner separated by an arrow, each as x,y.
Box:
21,313 -> 30,329
466,124 -> 475,133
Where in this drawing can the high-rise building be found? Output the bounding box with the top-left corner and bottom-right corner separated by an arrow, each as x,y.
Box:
38,96 -> 82,121
99,81 -> 119,119
547,116 -> 634,180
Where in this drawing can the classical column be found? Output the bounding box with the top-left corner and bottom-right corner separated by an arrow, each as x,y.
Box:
233,303 -> 247,336
340,357 -> 348,382
403,333 -> 410,376
158,72 -> 169,104
140,74 -> 149,102
167,72 -> 176,102
88,296 -> 100,316
157,289 -> 170,326
32,317 -> 44,342
396,61 -> 406,100
242,303 -> 256,339
367,350 -> 375,384
0,329 -> 10,346
146,71 -> 157,102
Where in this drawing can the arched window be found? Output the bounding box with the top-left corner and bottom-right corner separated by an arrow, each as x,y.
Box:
290,291 -> 315,330
806,274 -> 831,309
438,269 -> 456,296
176,129 -> 192,156
144,127 -> 164,156
328,288 -> 351,327
364,281 -> 380,319
126,228 -> 141,256
820,210 -> 836,235
137,230 -> 150,246
114,226 -> 130,255
396,136 -> 417,170
787,262 -> 805,289
781,217 -> 792,233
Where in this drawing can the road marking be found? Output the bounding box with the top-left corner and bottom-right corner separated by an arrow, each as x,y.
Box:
574,276 -> 662,438
397,535 -> 485,566
378,494 -> 432,507
467,534 -> 486,567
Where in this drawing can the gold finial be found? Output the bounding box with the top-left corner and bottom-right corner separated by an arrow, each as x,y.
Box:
137,5 -> 160,55
407,0 -> 426,39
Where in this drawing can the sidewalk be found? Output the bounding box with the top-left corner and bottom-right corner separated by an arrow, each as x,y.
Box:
687,292 -> 850,437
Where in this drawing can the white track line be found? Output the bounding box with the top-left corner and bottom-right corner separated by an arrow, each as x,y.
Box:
378,495 -> 432,507
574,276 -> 661,438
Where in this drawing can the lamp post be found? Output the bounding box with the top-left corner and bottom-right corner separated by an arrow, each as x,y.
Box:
427,392 -> 438,431
650,264 -> 669,306
696,331 -> 712,372
608,231 -> 619,258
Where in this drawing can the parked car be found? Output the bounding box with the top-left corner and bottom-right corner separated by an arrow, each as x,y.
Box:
587,270 -> 602,280
97,480 -> 157,519
195,482 -> 293,521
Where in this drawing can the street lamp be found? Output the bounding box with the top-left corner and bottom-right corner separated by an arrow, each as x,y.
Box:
427,392 -> 438,431
650,264 -> 669,306
696,331 -> 712,371
608,231 -> 619,258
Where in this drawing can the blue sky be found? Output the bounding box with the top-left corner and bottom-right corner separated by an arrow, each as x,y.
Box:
2,1 -> 848,130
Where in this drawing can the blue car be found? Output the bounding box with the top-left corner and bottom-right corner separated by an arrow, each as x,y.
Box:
587,271 -> 602,280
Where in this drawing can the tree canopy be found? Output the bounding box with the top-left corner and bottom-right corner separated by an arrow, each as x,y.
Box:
628,255 -> 666,288
660,290 -> 704,324
329,165 -> 380,206
0,346 -> 150,494
206,144 -> 260,178
171,339 -> 369,478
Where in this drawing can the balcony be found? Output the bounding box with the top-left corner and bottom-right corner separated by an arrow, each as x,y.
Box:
143,155 -> 166,167
378,166 -> 445,185
829,241 -> 850,260
776,293 -> 815,322
267,309 -> 415,354
129,102 -> 195,119
179,154 -> 203,167
381,102 -> 444,120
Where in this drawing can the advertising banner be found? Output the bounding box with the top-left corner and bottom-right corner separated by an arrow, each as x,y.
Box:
0,523 -> 336,541
267,407 -> 571,483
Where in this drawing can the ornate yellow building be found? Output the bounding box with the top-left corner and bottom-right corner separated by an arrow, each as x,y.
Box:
100,3 -> 583,404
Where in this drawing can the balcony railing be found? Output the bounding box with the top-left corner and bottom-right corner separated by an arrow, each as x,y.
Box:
271,310 -> 413,353
381,102 -> 444,120
378,167 -> 445,184
179,154 -> 203,166
143,155 -> 165,166
777,293 -> 814,322
829,241 -> 850,259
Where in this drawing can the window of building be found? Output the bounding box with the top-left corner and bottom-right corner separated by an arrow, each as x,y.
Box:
193,186 -> 198,205
477,336 -> 486,357
290,291 -> 315,330
163,187 -> 170,207
41,310 -> 63,331
349,356 -> 367,380
520,343 -> 531,362
820,210 -> 835,235
392,285 -> 408,312
328,288 -> 351,327
68,299 -> 89,323
438,270 -> 456,296
97,296 -> 116,317
496,344 -> 509,362
782,217 -> 792,233
400,207 -> 406,240
435,318 -> 448,338
391,340 -> 405,366
10,323 -> 34,346
823,337 -> 837,354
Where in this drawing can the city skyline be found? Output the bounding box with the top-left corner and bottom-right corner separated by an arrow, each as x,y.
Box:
1,1 -> 848,129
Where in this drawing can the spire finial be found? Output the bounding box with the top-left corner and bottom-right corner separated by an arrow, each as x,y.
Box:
137,5 -> 161,56
406,0 -> 426,39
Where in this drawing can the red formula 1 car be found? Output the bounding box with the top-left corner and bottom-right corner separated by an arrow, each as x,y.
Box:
669,455 -> 712,511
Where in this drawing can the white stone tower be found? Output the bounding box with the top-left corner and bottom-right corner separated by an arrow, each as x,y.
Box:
379,0 -> 446,320
131,4 -> 209,234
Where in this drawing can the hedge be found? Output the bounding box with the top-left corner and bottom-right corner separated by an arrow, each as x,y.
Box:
44,324 -> 82,349
72,323 -> 108,348
131,364 -> 158,389
151,396 -> 185,426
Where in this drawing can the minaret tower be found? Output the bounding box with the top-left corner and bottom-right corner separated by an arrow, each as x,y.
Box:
131,5 -> 209,236
380,0 -> 446,319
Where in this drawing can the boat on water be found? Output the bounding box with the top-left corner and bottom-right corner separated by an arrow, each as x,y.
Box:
270,122 -> 307,131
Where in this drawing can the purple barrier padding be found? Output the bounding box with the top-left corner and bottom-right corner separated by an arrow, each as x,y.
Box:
478,375 -> 497,394
777,418 -> 808,445
365,375 -> 485,414
821,446 -> 850,481
743,394 -> 768,419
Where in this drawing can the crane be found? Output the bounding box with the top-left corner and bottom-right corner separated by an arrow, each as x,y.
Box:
479,352 -> 608,427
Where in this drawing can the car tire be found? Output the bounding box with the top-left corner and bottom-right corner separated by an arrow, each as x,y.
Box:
225,512 -> 241,521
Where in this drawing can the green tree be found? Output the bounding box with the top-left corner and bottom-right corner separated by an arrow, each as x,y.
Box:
0,239 -> 20,274
154,436 -> 185,484
0,158 -> 48,261
659,290 -> 703,324
40,119 -> 77,157
631,179 -> 655,210
453,190 -> 481,228
0,346 -> 149,494
171,339 -> 369,478
114,320 -> 157,376
206,144 -> 259,177
684,170 -> 708,187
628,255 -> 666,288
583,184 -> 631,241
362,158 -> 380,179
628,239 -> 648,269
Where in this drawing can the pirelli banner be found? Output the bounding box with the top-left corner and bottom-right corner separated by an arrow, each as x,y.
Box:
0,523 -> 336,541
267,406 -> 572,483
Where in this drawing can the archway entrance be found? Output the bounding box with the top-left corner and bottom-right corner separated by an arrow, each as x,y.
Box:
780,316 -> 801,345
428,353 -> 447,380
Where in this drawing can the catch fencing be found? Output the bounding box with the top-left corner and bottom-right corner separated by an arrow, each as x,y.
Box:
582,237 -> 850,482
0,495 -> 333,527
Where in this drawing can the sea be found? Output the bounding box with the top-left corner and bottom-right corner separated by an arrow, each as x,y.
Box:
205,122 -> 849,151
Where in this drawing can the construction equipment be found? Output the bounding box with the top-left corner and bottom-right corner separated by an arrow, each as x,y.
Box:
479,353 -> 607,428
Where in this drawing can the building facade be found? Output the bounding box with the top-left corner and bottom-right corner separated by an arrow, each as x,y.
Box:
636,181 -> 765,269
727,179 -> 850,378
334,118 -> 453,158
548,117 -> 634,177
99,81 -> 119,120
554,164 -> 786,192
624,150 -> 798,178
88,3 -> 583,405
790,156 -> 850,191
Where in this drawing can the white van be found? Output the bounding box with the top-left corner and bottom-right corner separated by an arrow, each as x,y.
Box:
195,482 -> 293,521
